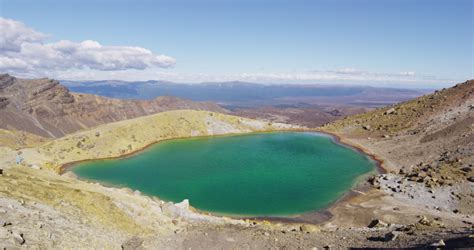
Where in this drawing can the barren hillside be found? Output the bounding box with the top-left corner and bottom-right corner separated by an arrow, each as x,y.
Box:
0,74 -> 227,138
324,80 -> 473,175
322,80 -> 473,233
234,105 -> 370,128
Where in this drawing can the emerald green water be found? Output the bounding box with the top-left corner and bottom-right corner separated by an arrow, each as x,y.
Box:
72,132 -> 375,216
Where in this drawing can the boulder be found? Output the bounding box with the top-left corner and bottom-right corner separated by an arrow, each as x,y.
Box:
430,239 -> 445,247
397,224 -> 416,235
384,231 -> 401,241
460,167 -> 472,172
418,216 -> 432,226
12,231 -> 25,245
368,176 -> 379,185
368,219 -> 388,228
384,108 -> 396,115
0,219 -> 11,227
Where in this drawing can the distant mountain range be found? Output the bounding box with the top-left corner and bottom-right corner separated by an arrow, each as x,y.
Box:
0,74 -> 435,139
62,80 -> 431,108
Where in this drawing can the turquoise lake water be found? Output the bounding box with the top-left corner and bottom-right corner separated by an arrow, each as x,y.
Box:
72,132 -> 375,216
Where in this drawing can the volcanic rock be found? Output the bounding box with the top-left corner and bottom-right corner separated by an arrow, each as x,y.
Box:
368,219 -> 388,228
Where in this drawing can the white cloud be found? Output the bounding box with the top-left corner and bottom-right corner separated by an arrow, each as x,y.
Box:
0,17 -> 175,73
0,57 -> 29,70
0,18 -> 461,88
0,17 -> 47,52
399,71 -> 416,76
332,68 -> 367,75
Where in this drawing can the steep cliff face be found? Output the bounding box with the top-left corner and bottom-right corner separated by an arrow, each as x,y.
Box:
0,74 -> 227,138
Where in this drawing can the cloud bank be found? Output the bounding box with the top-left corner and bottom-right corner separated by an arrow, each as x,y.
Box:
0,17 -> 461,88
0,17 -> 175,74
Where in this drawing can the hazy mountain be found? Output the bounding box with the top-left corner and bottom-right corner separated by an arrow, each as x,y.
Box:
62,80 -> 430,108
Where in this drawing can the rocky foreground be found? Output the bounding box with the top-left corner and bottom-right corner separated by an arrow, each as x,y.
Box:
0,81 -> 473,248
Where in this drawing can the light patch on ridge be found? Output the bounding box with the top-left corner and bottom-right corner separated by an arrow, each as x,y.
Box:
205,116 -> 241,135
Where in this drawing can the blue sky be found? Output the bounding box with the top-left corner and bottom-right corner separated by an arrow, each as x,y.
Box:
0,0 -> 472,87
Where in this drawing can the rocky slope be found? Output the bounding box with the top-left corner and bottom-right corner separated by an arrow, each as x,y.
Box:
0,74 -> 227,138
320,79 -> 473,246
234,105 -> 370,128
324,79 -> 473,183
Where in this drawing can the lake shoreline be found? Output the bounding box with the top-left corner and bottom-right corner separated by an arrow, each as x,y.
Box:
60,128 -> 387,225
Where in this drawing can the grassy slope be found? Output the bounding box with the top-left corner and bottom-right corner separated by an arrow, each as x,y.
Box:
16,109 -> 295,172
0,129 -> 49,148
